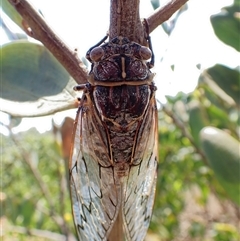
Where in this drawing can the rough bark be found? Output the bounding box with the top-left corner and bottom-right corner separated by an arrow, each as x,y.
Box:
109,0 -> 146,44
109,0 -> 189,45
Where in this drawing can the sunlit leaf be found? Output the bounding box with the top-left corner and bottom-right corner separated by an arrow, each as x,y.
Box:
211,2 -> 240,51
150,0 -> 160,10
0,41 -> 77,117
1,0 -> 25,32
188,100 -> 209,148
200,126 -> 240,205
198,67 -> 237,107
206,64 -> 240,106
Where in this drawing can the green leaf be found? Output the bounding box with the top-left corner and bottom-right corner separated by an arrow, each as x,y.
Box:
20,198 -> 36,226
210,2 -> 240,51
1,14 -> 27,41
200,127 -> 240,205
0,41 -> 77,117
188,100 -> 208,148
150,0 -> 160,9
198,65 -> 239,108
1,0 -> 25,32
206,64 -> 240,106
205,104 -> 232,128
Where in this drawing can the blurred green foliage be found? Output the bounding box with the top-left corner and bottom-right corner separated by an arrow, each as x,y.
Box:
1,0 -> 239,241
2,129 -> 75,240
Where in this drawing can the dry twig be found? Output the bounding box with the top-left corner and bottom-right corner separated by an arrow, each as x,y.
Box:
146,0 -> 189,33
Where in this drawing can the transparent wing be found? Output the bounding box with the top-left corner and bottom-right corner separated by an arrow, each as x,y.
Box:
69,94 -> 121,241
122,96 -> 158,241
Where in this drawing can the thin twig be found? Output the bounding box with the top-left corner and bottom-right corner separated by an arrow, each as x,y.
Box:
8,0 -> 88,84
7,225 -> 77,241
7,126 -> 67,232
146,0 -> 189,33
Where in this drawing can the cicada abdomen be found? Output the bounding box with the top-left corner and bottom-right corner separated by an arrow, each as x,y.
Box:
70,36 -> 158,241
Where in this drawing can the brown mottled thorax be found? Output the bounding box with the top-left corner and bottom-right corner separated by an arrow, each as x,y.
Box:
85,36 -> 156,169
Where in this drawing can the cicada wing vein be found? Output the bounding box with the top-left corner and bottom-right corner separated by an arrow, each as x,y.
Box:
69,94 -> 121,241
122,96 -> 158,241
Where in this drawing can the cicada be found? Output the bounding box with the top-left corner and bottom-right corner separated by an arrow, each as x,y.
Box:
69,35 -> 158,241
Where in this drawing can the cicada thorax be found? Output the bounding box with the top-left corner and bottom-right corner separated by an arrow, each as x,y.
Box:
84,36 -> 156,175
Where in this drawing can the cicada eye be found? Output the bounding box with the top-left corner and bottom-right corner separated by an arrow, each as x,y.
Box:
90,46 -> 104,62
139,46 -> 152,60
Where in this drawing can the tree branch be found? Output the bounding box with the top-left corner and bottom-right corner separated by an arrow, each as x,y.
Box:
8,0 -> 88,84
109,0 -> 146,44
109,0 -> 189,44
146,0 -> 189,33
7,0 -> 189,74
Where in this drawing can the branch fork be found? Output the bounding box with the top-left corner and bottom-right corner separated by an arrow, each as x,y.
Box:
8,0 -> 189,84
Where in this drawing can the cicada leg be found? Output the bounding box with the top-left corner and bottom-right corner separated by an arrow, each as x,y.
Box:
73,83 -> 92,104
143,18 -> 155,68
146,34 -> 155,68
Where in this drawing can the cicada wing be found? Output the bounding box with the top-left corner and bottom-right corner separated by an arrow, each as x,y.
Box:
69,96 -> 121,241
122,97 -> 158,241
